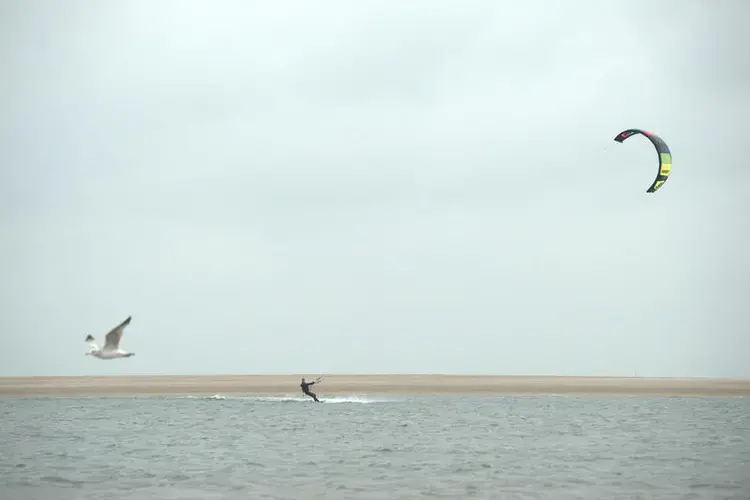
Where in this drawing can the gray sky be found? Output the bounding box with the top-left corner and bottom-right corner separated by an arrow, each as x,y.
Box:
2,0 -> 748,378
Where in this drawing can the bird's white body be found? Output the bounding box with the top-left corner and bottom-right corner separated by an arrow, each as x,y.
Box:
86,316 -> 135,359
87,348 -> 133,359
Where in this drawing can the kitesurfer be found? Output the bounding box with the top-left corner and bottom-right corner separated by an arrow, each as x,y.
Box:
300,377 -> 322,402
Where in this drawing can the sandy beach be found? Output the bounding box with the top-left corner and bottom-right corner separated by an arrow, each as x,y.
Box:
0,374 -> 748,397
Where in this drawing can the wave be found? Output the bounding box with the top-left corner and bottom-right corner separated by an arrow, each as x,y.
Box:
185,394 -> 391,404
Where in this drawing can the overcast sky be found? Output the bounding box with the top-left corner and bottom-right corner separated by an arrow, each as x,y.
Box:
1,0 -> 748,378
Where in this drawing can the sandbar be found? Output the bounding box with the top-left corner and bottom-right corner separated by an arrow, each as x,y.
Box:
1,374 -> 748,397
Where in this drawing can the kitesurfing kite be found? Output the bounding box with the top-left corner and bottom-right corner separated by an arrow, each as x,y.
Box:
613,129 -> 672,193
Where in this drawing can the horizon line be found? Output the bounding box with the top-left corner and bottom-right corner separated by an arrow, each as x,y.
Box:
2,373 -> 748,380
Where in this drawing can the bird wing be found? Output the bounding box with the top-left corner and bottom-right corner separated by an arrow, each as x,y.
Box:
103,316 -> 132,351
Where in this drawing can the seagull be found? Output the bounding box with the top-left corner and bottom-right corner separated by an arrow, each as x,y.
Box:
85,316 -> 135,359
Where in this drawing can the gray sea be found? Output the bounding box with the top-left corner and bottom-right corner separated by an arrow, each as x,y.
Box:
1,394 -> 748,499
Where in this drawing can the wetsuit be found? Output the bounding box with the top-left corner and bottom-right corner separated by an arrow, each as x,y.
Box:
301,380 -> 320,402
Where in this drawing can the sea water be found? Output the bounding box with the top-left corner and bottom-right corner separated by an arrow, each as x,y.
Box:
1,394 -> 748,499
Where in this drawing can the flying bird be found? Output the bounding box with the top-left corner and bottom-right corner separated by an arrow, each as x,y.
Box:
85,316 -> 135,359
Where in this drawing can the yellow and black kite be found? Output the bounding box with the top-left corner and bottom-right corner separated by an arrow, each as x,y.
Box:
614,128 -> 672,193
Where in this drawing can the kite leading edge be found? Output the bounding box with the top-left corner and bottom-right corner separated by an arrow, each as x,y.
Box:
614,129 -> 672,193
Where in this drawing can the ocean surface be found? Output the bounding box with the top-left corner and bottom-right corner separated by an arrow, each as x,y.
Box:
1,394 -> 748,499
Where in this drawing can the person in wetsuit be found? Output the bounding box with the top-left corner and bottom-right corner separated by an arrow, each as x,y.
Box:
300,377 -> 321,402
